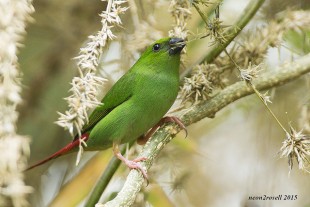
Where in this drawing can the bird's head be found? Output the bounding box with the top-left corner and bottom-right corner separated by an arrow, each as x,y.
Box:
152,37 -> 185,56
138,37 -> 186,65
131,37 -> 186,76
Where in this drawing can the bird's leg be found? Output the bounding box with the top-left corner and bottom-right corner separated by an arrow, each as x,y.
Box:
137,125 -> 161,145
137,116 -> 187,145
112,142 -> 148,180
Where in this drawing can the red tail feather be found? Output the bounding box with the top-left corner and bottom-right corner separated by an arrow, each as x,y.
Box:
25,134 -> 89,171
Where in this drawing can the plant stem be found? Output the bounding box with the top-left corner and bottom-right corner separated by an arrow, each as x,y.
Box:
84,143 -> 133,207
249,82 -> 289,134
203,0 -> 265,63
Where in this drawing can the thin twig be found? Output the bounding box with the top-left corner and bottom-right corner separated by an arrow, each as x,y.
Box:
223,47 -> 290,134
181,0 -> 265,78
203,0 -> 265,63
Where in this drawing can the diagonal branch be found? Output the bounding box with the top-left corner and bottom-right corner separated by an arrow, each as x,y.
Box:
97,54 -> 310,207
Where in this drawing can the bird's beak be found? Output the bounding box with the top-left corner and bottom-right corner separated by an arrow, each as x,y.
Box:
169,38 -> 186,55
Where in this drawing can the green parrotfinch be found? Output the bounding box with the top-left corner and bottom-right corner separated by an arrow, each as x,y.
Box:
27,37 -> 186,178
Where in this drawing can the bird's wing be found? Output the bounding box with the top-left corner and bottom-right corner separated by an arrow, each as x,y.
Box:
75,72 -> 136,139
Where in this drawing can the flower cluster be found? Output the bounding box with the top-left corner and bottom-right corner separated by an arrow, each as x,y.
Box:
239,63 -> 262,81
180,64 -> 225,104
280,126 -> 310,173
280,10 -> 310,34
124,0 -> 163,60
56,0 -> 128,164
0,0 -> 34,206
56,74 -> 106,136
215,10 -> 310,75
169,0 -> 191,40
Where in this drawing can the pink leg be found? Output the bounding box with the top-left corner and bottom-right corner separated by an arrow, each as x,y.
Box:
137,116 -> 187,145
113,143 -> 148,180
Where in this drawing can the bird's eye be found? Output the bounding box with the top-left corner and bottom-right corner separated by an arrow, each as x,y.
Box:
152,43 -> 160,52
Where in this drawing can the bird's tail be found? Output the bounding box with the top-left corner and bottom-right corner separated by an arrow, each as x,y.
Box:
25,133 -> 89,171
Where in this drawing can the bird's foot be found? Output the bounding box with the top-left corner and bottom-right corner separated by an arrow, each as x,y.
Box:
113,143 -> 148,180
123,156 -> 148,179
161,116 -> 188,138
137,116 -> 187,145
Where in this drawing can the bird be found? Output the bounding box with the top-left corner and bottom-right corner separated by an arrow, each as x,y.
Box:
26,37 -> 186,179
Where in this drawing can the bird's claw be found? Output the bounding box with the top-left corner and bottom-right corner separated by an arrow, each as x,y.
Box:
161,116 -> 188,138
124,157 -> 148,182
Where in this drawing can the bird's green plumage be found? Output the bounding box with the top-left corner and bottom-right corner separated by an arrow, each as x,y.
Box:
26,37 -> 185,170
83,37 -> 184,150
